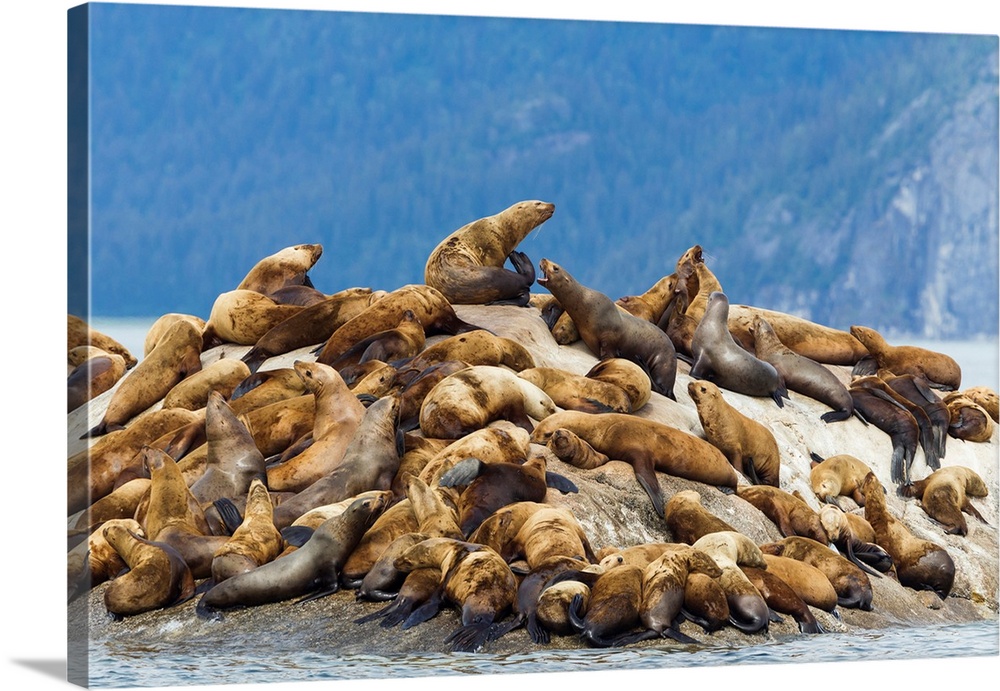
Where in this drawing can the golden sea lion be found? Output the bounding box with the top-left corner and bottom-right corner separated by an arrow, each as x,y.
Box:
690,531 -> 770,634
734,485 -> 828,544
101,523 -> 195,619
517,366 -> 633,414
759,554 -> 839,613
210,479 -> 284,583
202,290 -> 304,349
942,394 -> 995,443
899,465 -> 989,536
850,326 -> 961,390
761,535 -> 873,610
67,348 -> 129,413
68,314 -> 137,368
739,566 -> 824,634
398,329 -> 535,375
67,518 -> 145,602
236,243 -> 324,295
161,358 -> 251,411
809,453 -> 874,508
143,314 -> 206,357
726,305 -> 868,366
664,489 -> 738,545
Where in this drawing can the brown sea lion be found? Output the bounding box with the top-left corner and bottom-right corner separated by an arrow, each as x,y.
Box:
690,292 -> 786,406
265,284 -> 330,307
760,536 -> 873,610
537,258 -> 678,400
899,465 -> 989,536
67,314 -> 137,368
942,394 -> 995,443
565,562 -> 646,647
849,384 -> 920,485
143,314 -> 207,357
227,368 -> 308,415
102,523 -> 195,618
197,492 -> 390,616
238,394 -> 316,459
424,200 -> 554,306
959,386 -> 999,422
83,319 -> 204,438
688,380 -> 781,486
67,349 -> 128,413
517,366 -> 633,414
398,330 -> 535,376
535,578 -> 593,637
356,531 -> 433,602
631,545 -> 723,644
265,361 -> 367,493
506,506 -> 596,569
759,554 -> 838,613
740,566 -> 825,634
749,315 -> 855,423
809,453 -> 874,509
585,358 -> 652,412
467,501 -> 548,556
726,306 -> 868,366
340,498 -> 420,586
690,531 -> 770,634
210,479 -> 284,583
861,472 -> 955,598
67,518 -> 145,601
532,411 -> 740,517
202,290 -> 305,349
664,489 -> 738,545
734,485 -> 828,544
236,243 -> 324,295
417,422 -> 531,486
71,478 -> 151,535
850,326 -> 961,390
615,273 -> 678,324
396,360 -> 472,431
327,309 -> 426,371
418,365 -> 556,439
682,572 -> 730,633
161,358 -> 252,411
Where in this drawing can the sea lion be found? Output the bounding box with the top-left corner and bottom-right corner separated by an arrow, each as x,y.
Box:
630,546 -> 723,644
67,518 -> 145,601
236,243 -> 324,295
899,465 -> 989,536
67,314 -> 137,368
517,366 -> 633,414
817,505 -> 893,577
201,290 -> 305,349
536,258 -> 678,400
238,394 -> 316,459
67,348 -> 128,412
615,273 -> 679,325
71,478 -> 151,535
265,361 -> 367,493
467,501 -> 548,556
726,305 -> 868,366
424,200 -> 554,306
340,498 -> 420,586
749,315 -> 855,423
161,358 -> 252,411
853,375 -> 941,471
289,490 -> 393,531
532,411 -> 740,516
398,330 -> 535,376
861,472 -> 955,598
210,479 -> 284,583
690,532 -> 770,634
143,314 -> 207,357
566,562 -> 646,647
664,489 -> 738,545
506,506 -> 596,569
101,523 -> 195,618
535,578 -> 593,638
759,554 -> 838,613
690,292 -> 786,406
315,284 -> 482,367
761,536 -> 873,610
734,485 -> 827,544
881,372 -> 950,460
959,386 -> 999,421
681,572 -> 730,633
585,358 -> 652,412
417,421 -> 532,487
418,365 -> 557,439
850,326 -> 961,390
740,566 -> 824,634
942,394 -> 995,443
83,319 -> 204,438
356,531 -> 434,602
265,284 -> 330,307
396,360 -> 472,431
688,380 -> 781,486
197,492 -> 390,615
849,384 -> 920,485
809,453 -> 874,509
227,368 -> 308,415
326,309 -> 426,371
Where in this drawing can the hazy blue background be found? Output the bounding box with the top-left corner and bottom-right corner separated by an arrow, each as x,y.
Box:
75,3 -> 998,339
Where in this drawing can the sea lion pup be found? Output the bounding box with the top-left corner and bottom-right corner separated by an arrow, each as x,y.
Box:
688,380 -> 781,486
440,454 -> 577,537
586,358 -> 652,412
265,361 -> 367,493
664,489 -> 738,545
881,372 -> 950,459
270,395 -> 401,530
690,531 -> 770,634
959,386 -> 999,422
861,472 -> 955,598
83,319 -> 204,438
326,309 -> 426,371
315,284 -> 483,367
67,518 -> 145,602
850,325 -> 962,391
201,290 -> 305,349
532,411 -> 740,516
418,365 -> 557,439
424,200 -> 554,306
749,315 -> 855,423
397,330 -> 535,378
849,384 -> 920,485
760,536 -> 873,611
517,366 -> 633,414
197,492 -> 390,617
417,421 -> 531,486
691,292 -> 787,407
809,453 -> 874,509
899,466 -> 990,536
537,258 -> 678,400
68,407 -> 202,514
102,523 -> 196,619
942,394 -> 995,443
240,288 -> 377,373
734,485 -> 828,544
853,375 -> 941,471
236,243 -> 324,295
67,348 -> 128,412
393,537 -> 519,652
210,479 -> 284,583
161,358 -> 251,411
740,566 -> 825,634
67,313 -> 138,368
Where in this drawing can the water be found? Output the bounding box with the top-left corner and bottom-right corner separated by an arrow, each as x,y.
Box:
85,620 -> 998,688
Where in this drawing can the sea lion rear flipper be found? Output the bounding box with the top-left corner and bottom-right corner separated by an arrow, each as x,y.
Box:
820,410 -> 852,423
545,471 -> 579,494
767,608 -> 784,623
213,498 -> 244,535
280,525 -> 315,547
610,628 -> 661,647
400,587 -> 445,630
193,578 -> 216,596
744,457 -> 762,486
632,458 -> 665,517
295,582 -> 340,605
240,347 -> 269,375
661,625 -> 700,645
439,458 -> 485,488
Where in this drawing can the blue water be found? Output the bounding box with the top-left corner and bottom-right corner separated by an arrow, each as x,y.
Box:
87,620 -> 998,688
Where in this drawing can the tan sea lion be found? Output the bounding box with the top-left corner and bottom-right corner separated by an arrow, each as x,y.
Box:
690,292 -> 786,406
615,273 -> 679,324
419,365 -> 557,439
759,554 -> 839,613
760,535 -> 873,610
340,498 -> 420,586
899,465 -> 989,536
688,380 -> 781,486
356,531 -> 433,602
326,309 -> 426,371
236,243 -> 324,295
850,326 -> 961,390
634,545 -> 724,643
690,531 -> 770,634
210,479 -> 284,583
861,472 -> 955,598
238,393 -> 316,458
726,305 -> 868,366
396,360 -> 472,431
202,290 -> 304,349
102,523 -> 195,619
417,421 -> 532,487
83,319 -> 204,438
809,453 -> 874,508
467,501 -> 548,556
424,200 -> 554,306
537,258 -> 678,400
161,358 -> 252,411
67,348 -> 128,412
143,314 -> 206,357
506,506 -> 596,569
942,394 -> 995,442
398,330 -> 535,375
584,358 -> 651,412
734,485 -> 828,544
265,361 -> 367,493
67,314 -> 137,368
517,366 -> 633,414
71,478 -> 151,535
959,386 -> 999,421
227,368 -> 308,416
535,578 -> 592,637
67,518 -> 145,601
664,489 -> 738,545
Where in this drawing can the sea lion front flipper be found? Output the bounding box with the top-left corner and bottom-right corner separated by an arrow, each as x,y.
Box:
840,538 -> 883,579
631,457 -> 665,517
280,525 -> 315,548
744,457 -> 762,486
545,471 -> 579,494
439,458 -> 485,488
213,498 -> 244,535
295,582 -> 340,605
660,625 -> 700,645
400,587 -> 446,630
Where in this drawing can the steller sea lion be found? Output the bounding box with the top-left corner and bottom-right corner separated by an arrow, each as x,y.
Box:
942,394 -> 995,443
734,485 -> 827,544
899,465 -> 989,536
760,535 -> 873,610
690,531 -> 770,634
664,489 -> 738,545
759,554 -> 839,613
67,348 -> 128,413
161,358 -> 251,411
740,566 -> 824,634
236,243 -> 324,296
326,309 -> 426,371
210,479 -> 284,583
102,523 -> 195,619
201,290 -> 305,350
68,314 -> 137,368
809,453 -> 874,509
850,326 -> 961,391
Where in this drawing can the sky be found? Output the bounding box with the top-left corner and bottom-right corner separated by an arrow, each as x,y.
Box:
2,3 -> 998,691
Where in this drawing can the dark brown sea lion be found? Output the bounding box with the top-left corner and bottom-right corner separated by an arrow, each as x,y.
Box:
861,472 -> 955,598
537,258 -> 678,400
881,372 -> 951,460
849,384 -> 921,485
682,572 -> 730,633
424,200 -> 554,306
566,562 -> 646,647
690,532 -> 770,634
83,319 -> 204,438
899,465 -> 989,536
102,523 -> 195,619
850,326 -> 962,390
664,489 -> 738,545
632,545 -> 723,644
740,566 -> 824,634
734,485 -> 828,544
853,375 -> 941,471
760,535 -> 873,610
236,243 -> 324,295
265,284 -> 330,307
